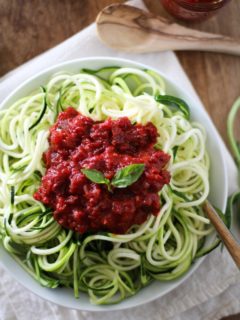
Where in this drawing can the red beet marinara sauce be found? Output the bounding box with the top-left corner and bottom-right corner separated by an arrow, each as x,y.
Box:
34,107 -> 171,234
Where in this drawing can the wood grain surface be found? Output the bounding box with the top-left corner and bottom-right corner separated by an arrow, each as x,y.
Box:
0,0 -> 239,318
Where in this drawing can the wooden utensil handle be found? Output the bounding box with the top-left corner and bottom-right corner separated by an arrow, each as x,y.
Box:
203,201 -> 240,268
143,18 -> 240,55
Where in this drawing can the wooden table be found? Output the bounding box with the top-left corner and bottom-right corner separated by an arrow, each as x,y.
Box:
0,0 -> 239,319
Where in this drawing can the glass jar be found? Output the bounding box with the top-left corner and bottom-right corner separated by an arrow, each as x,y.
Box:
161,0 -> 231,22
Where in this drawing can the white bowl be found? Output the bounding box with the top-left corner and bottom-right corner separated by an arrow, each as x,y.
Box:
0,57 -> 228,311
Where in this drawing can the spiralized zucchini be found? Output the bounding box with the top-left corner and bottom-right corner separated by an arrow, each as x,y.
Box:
0,67 -> 214,304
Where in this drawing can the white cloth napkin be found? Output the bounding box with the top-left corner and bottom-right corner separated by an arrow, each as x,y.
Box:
0,1 -> 239,319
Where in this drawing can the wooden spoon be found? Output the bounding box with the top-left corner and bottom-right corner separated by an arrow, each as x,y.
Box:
203,201 -> 240,268
96,4 -> 240,55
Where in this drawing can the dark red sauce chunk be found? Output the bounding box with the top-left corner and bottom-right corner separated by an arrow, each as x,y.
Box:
34,107 -> 171,234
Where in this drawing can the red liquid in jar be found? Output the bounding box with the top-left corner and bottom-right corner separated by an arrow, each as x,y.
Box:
161,0 -> 231,21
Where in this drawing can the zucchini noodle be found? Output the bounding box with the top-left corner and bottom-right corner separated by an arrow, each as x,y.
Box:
0,66 -> 215,305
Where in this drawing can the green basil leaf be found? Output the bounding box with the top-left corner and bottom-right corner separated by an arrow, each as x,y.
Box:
81,169 -> 110,186
112,164 -> 145,188
155,95 -> 190,120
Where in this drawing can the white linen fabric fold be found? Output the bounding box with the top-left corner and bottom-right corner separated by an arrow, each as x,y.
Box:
0,1 -> 239,319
